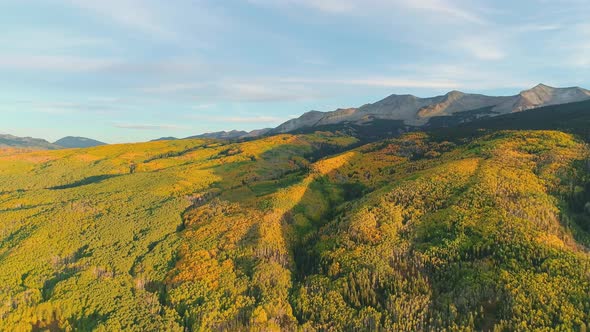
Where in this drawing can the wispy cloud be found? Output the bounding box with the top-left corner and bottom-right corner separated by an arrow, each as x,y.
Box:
569,24 -> 590,68
249,0 -> 486,24
547,23 -> 590,69
281,77 -> 460,89
454,36 -> 506,61
140,83 -> 207,94
248,0 -> 357,13
192,103 -> 216,110
113,123 -> 188,130
62,0 -> 174,38
0,55 -> 118,72
392,63 -> 536,90
517,23 -> 561,32
190,115 -> 284,123
140,81 -> 323,102
221,83 -> 319,102
399,0 -> 485,24
0,28 -> 111,52
33,102 -> 118,114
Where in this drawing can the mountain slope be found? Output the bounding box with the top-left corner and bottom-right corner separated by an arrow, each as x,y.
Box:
431,98 -> 590,142
54,136 -> 106,148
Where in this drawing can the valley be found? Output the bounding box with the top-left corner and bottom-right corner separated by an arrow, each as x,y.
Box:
2,104 -> 590,330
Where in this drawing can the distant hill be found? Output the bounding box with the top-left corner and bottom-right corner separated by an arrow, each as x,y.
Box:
186,128 -> 272,140
151,136 -> 178,142
54,136 -> 106,148
187,130 -> 249,140
0,134 -> 61,149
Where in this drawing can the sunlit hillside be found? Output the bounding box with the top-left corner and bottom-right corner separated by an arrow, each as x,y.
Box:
1,127 -> 590,331
0,133 -> 357,331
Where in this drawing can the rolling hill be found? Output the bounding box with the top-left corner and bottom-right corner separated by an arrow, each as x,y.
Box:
0,134 -> 61,150
53,137 -> 106,149
1,100 -> 590,330
0,135 -> 106,150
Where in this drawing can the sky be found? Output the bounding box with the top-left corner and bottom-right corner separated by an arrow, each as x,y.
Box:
1,0 -> 589,143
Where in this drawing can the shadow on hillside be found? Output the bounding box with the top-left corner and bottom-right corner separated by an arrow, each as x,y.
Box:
429,99 -> 590,143
171,137 -> 367,329
48,174 -> 121,190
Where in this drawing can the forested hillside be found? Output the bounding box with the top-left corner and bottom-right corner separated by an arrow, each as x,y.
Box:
1,127 -> 590,331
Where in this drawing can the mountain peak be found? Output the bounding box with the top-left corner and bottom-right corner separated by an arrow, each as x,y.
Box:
447,90 -> 464,95
519,83 -> 559,97
533,83 -> 553,89
510,83 -> 590,112
445,90 -> 465,99
386,93 -> 417,99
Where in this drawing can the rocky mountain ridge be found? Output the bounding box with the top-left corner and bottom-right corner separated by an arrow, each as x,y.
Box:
271,84 -> 590,133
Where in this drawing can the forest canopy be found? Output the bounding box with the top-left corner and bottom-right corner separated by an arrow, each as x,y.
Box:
0,129 -> 590,331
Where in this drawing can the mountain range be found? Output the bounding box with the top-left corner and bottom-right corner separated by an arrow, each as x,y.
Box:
2,84 -> 589,148
177,84 -> 590,141
0,135 -> 106,149
0,134 -> 62,149
270,83 -> 590,133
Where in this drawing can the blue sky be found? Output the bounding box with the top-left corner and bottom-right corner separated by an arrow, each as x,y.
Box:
1,0 -> 589,143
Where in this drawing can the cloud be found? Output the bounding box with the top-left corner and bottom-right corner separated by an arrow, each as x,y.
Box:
249,0 -> 485,23
192,103 -> 216,110
248,0 -> 357,13
113,123 -> 188,130
292,0 -> 357,13
221,83 -> 319,102
62,0 -> 174,38
517,23 -> 561,32
571,49 -> 590,68
569,24 -> 590,68
0,55 -> 118,72
455,37 -> 506,61
280,77 -> 460,89
190,115 -> 284,123
140,80 -> 323,102
140,83 -> 207,94
5,98 -> 132,115
399,0 -> 485,24
391,63 -> 535,90
0,28 -> 111,53
547,23 -> 590,69
33,102 -> 118,114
